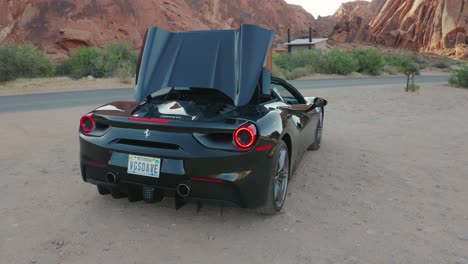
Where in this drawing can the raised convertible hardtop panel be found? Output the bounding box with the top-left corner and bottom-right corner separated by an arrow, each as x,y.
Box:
134,24 -> 274,106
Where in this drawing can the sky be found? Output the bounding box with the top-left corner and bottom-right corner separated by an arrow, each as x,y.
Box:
285,0 -> 370,17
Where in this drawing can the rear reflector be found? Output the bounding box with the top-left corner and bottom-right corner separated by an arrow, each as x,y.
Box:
129,117 -> 170,124
83,160 -> 106,168
191,177 -> 224,183
256,145 -> 273,152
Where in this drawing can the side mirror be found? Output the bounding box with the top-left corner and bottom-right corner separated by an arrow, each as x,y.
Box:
313,98 -> 328,108
305,98 -> 327,112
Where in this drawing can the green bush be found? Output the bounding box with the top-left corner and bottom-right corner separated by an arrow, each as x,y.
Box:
383,65 -> 398,75
403,62 -> 421,76
105,41 -> 138,74
285,67 -> 313,80
323,49 -> 358,75
16,45 -> 55,78
273,49 -> 359,78
273,49 -> 326,72
66,41 -> 138,79
449,65 -> 468,88
116,62 -> 134,84
384,54 -> 411,69
407,84 -> 420,92
352,48 -> 383,75
55,60 -> 72,76
0,45 -> 18,82
272,61 -> 287,79
67,46 -> 102,79
384,54 -> 420,75
0,44 -> 54,82
273,50 -> 327,79
272,49 -> 429,79
430,59 -> 451,69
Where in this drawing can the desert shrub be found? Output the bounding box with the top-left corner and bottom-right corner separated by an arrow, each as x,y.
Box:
352,48 -> 383,75
284,67 -> 313,80
273,49 -> 325,72
0,45 -> 18,82
67,47 -> 102,79
403,62 -> 421,76
407,84 -> 420,92
66,41 -> 138,79
274,48 -> 392,77
272,61 -> 286,79
384,54 -> 411,69
104,41 -> 139,75
384,54 -> 420,75
415,56 -> 429,66
430,58 -> 451,69
15,45 -> 55,78
116,62 -> 134,84
274,49 -> 358,76
55,60 -> 72,76
449,65 -> 468,88
323,49 -> 358,75
0,44 -> 54,82
383,65 -> 398,75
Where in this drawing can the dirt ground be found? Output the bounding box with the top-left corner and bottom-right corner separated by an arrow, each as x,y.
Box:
0,70 -> 449,96
1,82 -> 468,264
0,77 -> 132,96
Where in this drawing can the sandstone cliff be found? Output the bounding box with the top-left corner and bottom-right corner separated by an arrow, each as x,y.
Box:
368,0 -> 468,52
327,1 -> 378,43
328,0 -> 468,57
0,0 -> 315,58
3,0 -> 467,57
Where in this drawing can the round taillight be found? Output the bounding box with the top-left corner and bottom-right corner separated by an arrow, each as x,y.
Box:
80,114 -> 95,134
234,123 -> 257,149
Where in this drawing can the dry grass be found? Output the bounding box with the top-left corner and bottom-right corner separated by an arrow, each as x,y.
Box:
0,77 -> 133,96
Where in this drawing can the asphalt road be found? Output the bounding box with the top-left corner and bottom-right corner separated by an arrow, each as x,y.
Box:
0,75 -> 449,113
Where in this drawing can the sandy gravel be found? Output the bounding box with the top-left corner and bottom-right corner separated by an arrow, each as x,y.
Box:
0,77 -> 132,96
297,69 -> 450,80
1,82 -> 467,264
0,71 -> 448,96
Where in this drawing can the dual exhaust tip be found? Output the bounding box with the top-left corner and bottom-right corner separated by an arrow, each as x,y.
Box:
105,172 -> 191,198
105,172 -> 118,184
176,184 -> 190,198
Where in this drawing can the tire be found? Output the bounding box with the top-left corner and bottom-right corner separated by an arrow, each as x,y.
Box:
308,110 -> 324,151
256,140 -> 290,215
97,185 -> 110,195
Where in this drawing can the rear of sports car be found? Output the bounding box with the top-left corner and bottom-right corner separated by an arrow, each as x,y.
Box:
79,25 -> 280,210
79,99 -> 278,209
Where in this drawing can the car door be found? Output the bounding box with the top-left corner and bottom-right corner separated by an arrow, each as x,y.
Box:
271,78 -> 320,153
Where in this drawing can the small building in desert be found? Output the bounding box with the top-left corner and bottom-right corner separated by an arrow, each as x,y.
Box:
283,38 -> 329,52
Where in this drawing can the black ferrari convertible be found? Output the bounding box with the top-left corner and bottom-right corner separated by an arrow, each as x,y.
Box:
79,25 -> 327,214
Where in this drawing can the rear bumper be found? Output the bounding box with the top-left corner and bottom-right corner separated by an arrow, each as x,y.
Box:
79,136 -> 277,208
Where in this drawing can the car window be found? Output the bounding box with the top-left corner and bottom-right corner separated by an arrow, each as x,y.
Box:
271,83 -> 300,105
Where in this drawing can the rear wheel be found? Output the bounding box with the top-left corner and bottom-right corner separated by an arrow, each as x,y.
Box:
256,140 -> 289,215
308,110 -> 324,151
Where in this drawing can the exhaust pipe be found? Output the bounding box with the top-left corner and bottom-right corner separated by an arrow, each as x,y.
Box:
105,172 -> 118,184
176,184 -> 191,198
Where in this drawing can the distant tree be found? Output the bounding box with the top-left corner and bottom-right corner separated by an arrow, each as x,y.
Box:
403,63 -> 420,92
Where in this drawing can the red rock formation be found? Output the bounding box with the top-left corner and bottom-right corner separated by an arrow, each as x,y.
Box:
5,0 -> 465,57
328,1 -> 383,44
368,0 -> 468,51
0,0 -> 317,58
328,0 -> 468,56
